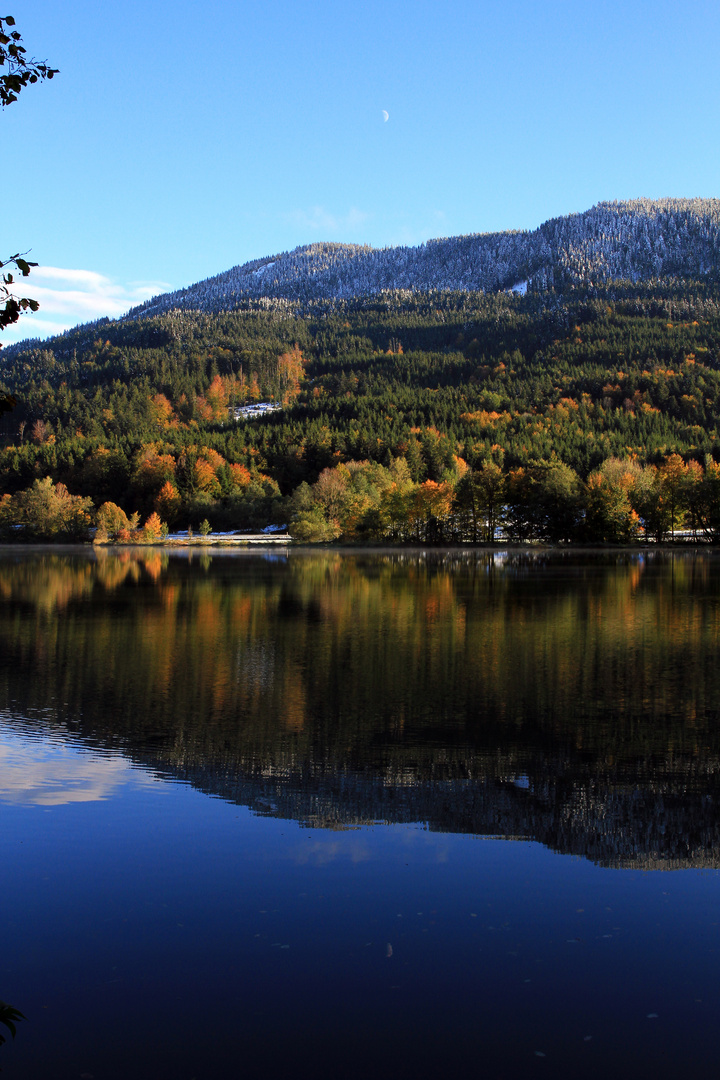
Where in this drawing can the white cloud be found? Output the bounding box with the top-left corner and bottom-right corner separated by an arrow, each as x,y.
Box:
285,205 -> 372,237
387,210 -> 449,247
0,725 -> 158,806
1,265 -> 172,345
282,206 -> 450,249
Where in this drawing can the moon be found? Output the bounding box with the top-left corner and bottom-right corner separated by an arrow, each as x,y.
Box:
382,110 -> 389,122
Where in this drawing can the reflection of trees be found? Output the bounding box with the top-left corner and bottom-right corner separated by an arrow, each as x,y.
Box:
156,750 -> 720,869
0,550 -> 171,611
2,550 -> 720,865
0,554 -> 95,612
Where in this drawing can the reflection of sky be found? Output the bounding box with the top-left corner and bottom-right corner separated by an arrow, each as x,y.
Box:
0,720 -> 719,1078
0,721 -> 157,806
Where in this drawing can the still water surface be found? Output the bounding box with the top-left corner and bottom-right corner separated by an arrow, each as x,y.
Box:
1,548 -> 719,1078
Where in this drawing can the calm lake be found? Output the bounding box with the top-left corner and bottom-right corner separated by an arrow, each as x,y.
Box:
1,547 -> 719,1079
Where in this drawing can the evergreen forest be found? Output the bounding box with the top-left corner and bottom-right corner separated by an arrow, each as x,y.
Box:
3,271 -> 720,543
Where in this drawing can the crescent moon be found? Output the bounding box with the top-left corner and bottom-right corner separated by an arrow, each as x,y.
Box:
382,110 -> 389,122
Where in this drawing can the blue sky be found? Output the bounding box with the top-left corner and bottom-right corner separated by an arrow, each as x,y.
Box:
3,0 -> 720,342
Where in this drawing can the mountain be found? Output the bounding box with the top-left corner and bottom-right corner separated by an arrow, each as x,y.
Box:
3,197 -> 720,541
129,198 -> 720,319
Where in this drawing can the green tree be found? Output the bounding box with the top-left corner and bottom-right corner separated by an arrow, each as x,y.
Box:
0,477 -> 93,540
289,508 -> 340,542
455,462 -> 504,543
584,467 -> 639,544
625,461 -> 666,542
535,463 -> 582,543
503,468 -> 539,542
95,501 -> 134,542
700,457 -> 720,541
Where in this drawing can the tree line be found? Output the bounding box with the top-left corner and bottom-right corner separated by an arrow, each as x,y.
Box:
286,451 -> 720,543
2,282 -> 720,540
1,448 -> 718,544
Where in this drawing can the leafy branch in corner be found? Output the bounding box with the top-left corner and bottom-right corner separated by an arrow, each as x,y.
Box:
0,15 -> 57,107
0,252 -> 33,411
0,13 -> 58,387
1,252 -> 36,424
1,252 -> 39,331
0,1001 -> 25,1046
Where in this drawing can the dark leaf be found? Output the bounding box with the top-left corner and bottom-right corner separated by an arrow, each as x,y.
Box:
0,1002 -> 26,1042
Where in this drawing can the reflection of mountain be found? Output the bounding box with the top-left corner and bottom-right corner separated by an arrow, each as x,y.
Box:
2,549 -> 720,868
132,747 -> 720,870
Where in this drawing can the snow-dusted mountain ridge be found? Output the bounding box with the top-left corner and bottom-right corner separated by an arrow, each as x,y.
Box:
132,199 -> 720,317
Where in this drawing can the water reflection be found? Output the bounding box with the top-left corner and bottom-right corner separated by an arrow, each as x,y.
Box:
1,548 -> 720,867
0,721 -> 155,806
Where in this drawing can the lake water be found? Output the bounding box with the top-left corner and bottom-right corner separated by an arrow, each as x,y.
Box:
1,548 -> 719,1078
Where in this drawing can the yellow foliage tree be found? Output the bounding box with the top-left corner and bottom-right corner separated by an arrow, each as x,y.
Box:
277,345 -> 304,405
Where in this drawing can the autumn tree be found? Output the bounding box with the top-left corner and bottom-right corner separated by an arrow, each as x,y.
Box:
95,501 -> 136,542
455,461 -> 505,542
408,480 -> 453,543
700,458 -> 720,541
312,466 -> 349,524
276,345 -> 305,405
682,460 -> 704,541
379,474 -> 413,542
0,477 -> 92,540
141,511 -> 166,541
584,466 -> 639,544
132,445 -> 176,506
658,454 -> 688,541
149,393 -> 175,429
618,459 -> 662,541
205,375 -> 229,420
155,480 -> 181,524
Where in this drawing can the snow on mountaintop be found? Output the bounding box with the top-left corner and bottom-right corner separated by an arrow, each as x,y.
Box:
121,197 -> 720,320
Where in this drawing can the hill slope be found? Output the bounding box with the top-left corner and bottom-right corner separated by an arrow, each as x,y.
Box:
130,198 -> 720,318
3,200 -> 720,543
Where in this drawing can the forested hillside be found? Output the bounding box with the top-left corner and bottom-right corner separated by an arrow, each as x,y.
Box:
123,198 -> 720,316
2,273 -> 720,542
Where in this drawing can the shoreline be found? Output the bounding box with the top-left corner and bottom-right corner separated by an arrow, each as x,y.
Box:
1,540 -> 720,554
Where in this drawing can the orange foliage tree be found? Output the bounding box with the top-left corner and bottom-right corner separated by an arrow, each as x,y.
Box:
228,463 -> 252,489
206,375 -> 230,420
133,445 -> 176,497
277,345 -> 305,405
194,457 -> 221,496
142,511 -> 166,541
155,480 -> 181,524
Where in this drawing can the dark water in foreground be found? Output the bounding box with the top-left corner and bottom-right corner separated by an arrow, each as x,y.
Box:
1,547 -> 720,1078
